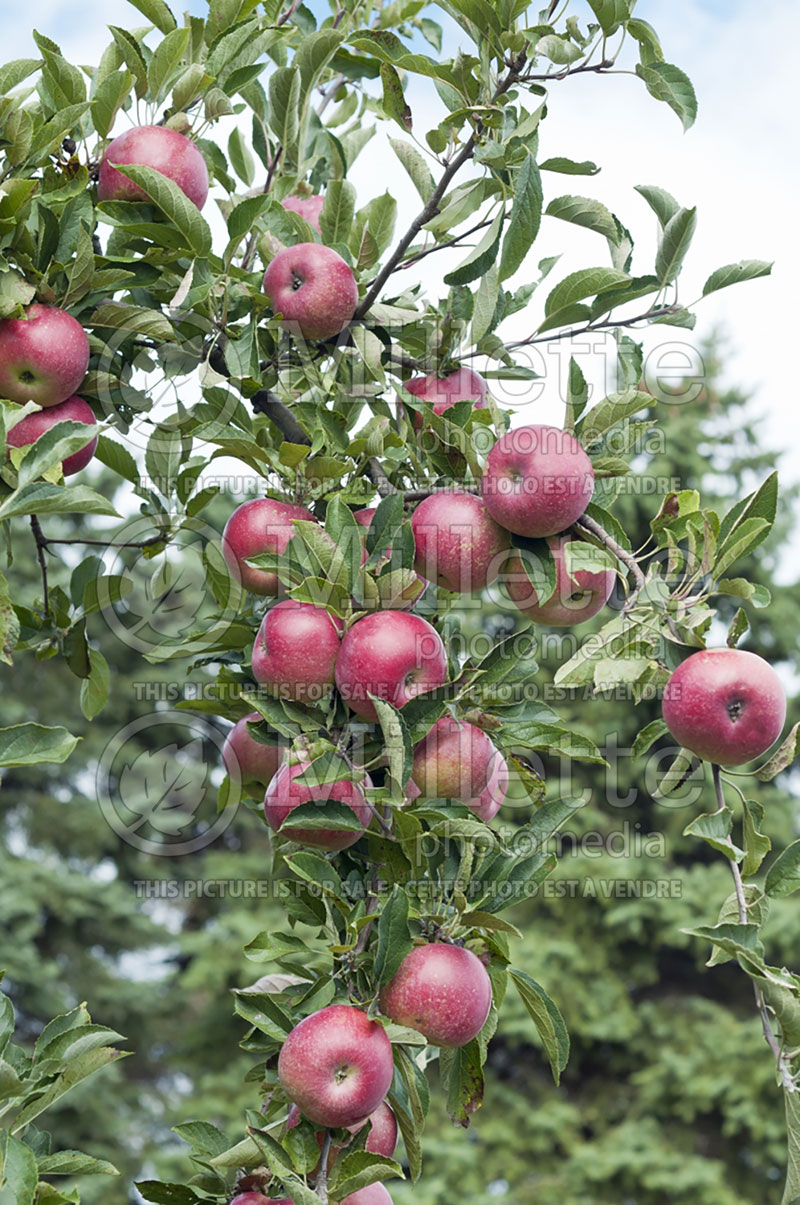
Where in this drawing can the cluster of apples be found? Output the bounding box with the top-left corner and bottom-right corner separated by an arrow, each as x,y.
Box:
230,943 -> 492,1204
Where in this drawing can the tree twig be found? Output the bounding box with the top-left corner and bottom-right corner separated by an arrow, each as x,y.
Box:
460,305 -> 681,357
30,516 -> 50,620
398,218 -> 495,271
315,1129 -> 333,1201
354,54 -> 527,319
713,765 -> 796,1092
574,511 -> 646,604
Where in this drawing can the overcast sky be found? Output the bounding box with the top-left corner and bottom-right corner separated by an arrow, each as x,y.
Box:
7,0 -> 798,491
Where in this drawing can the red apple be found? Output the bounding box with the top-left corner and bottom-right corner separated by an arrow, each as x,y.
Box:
264,760 -> 373,850
278,1004 -> 394,1128
0,305 -> 90,407
98,125 -> 209,208
662,647 -> 786,766
400,367 -> 488,431
222,498 -> 315,596
252,600 -> 342,704
379,943 -> 492,1047
411,491 -> 510,594
480,424 -> 594,538
411,716 -> 498,802
470,749 -> 509,822
281,194 -> 324,233
230,1195 -> 282,1205
6,395 -> 97,476
222,713 -> 284,791
335,612 -> 448,722
341,1187 -> 394,1205
286,1098 -> 398,1162
263,244 -> 358,341
504,534 -> 615,626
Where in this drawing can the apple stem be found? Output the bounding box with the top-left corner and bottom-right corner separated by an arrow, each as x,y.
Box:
573,512 -> 647,605
713,764 -> 797,1091
316,1130 -> 332,1201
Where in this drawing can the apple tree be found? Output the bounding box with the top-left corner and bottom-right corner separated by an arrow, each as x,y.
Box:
0,1 -> 798,1203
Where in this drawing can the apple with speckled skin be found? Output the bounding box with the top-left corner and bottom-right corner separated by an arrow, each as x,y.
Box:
411,491 -> 510,594
222,714 -> 284,792
379,943 -> 492,1047
252,600 -> 342,704
400,367 -> 487,430
0,305 -> 90,407
341,1187 -> 394,1205
335,611 -> 448,722
411,716 -> 504,814
6,396 -> 97,476
281,194 -> 324,232
662,647 -> 786,766
278,1004 -> 394,1128
481,424 -> 594,538
98,125 -> 209,208
505,534 -> 615,626
264,760 -> 373,850
222,498 -> 314,596
263,244 -> 358,341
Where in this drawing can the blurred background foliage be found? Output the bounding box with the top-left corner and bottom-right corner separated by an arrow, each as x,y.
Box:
2,339 -> 799,1204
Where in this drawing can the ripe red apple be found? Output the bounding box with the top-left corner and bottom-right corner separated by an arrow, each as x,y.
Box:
470,749 -> 509,822
504,534 -> 615,626
662,647 -> 786,766
400,367 -> 487,431
230,1195 -> 281,1205
278,1004 -> 394,1128
411,491 -> 510,594
281,194 -> 324,233
335,612 -> 448,722
341,1187 -> 394,1205
264,760 -> 373,850
0,304 -> 90,407
222,498 -> 315,596
411,716 -> 498,803
6,395 -> 97,476
98,125 -> 209,208
480,424 -> 594,538
263,244 -> 358,341
252,601 -> 342,704
379,943 -> 492,1047
286,1098 -> 398,1162
222,713 -> 284,791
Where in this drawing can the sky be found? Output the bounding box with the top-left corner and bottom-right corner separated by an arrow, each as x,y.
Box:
6,0 -> 799,491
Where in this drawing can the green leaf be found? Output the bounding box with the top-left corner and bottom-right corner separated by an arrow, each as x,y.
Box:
444,211 -> 503,287
498,153 -> 542,281
12,1046 -> 127,1130
756,722 -> 800,783
332,1151 -> 404,1199
320,178 -> 356,245
148,27 -> 190,102
544,267 -> 631,316
227,125 -> 255,186
634,184 -> 681,228
37,1150 -> 119,1176
0,482 -> 119,522
636,61 -> 698,130
380,62 -> 411,130
545,194 -> 619,243
540,157 -> 600,176
578,388 -> 652,444
586,0 -> 631,34
108,26 -> 148,97
702,259 -> 773,297
631,719 -> 668,758
0,59 -> 42,95
440,1038 -> 484,1126
15,420 -> 98,489
0,724 -> 79,767
112,164 -> 212,255
125,0 -> 177,34
0,270 -> 36,319
655,206 -> 697,284
269,66 -> 300,150
535,34 -> 582,65
370,694 -> 412,794
742,798 -> 771,878
373,886 -> 413,988
89,302 -> 177,343
683,805 -> 744,862
508,969 -> 569,1084
388,138 -> 434,202
0,1134 -> 38,1203
726,606 -> 749,648
91,68 -> 134,138
80,647 -> 110,720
